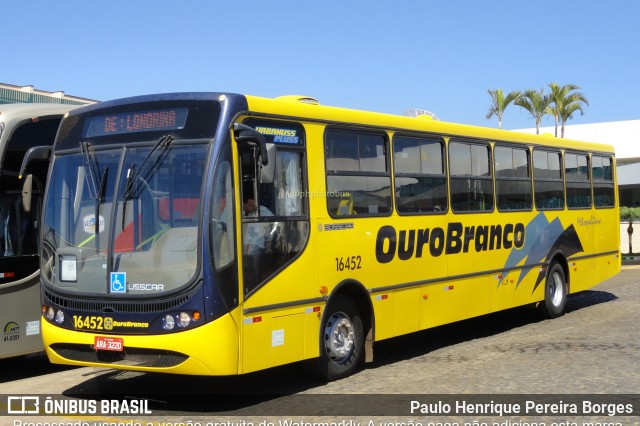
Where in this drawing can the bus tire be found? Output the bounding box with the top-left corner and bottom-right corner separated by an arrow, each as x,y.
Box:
538,262 -> 567,319
317,296 -> 364,381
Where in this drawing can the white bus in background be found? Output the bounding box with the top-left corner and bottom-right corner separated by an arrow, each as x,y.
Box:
0,103 -> 77,359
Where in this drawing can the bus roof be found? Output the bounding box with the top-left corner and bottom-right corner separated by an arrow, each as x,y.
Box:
0,103 -> 79,147
0,103 -> 78,126
244,94 -> 615,155
51,92 -> 615,156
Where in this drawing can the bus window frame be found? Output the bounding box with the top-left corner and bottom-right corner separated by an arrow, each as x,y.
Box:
0,116 -> 62,263
392,133 -> 448,216
448,138 -> 494,214
237,118 -> 312,298
591,153 -> 615,209
532,147 -> 565,211
324,126 -> 393,218
493,142 -> 534,213
564,150 -> 593,210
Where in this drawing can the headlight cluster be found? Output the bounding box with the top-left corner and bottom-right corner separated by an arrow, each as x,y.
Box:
42,304 -> 201,331
43,306 -> 65,324
162,311 -> 201,330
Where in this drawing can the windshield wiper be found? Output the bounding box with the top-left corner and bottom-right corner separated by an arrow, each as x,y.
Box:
80,141 -> 100,199
95,167 -> 108,234
121,135 -> 173,230
121,164 -> 135,231
123,135 -> 173,200
80,142 -> 109,234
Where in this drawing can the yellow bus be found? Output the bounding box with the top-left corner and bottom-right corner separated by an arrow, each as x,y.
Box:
0,103 -> 77,359
32,93 -> 619,380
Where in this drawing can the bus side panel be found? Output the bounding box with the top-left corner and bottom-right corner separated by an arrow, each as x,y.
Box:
241,305 -> 320,374
569,210 -> 595,293
371,288 -> 420,340
314,214 -> 448,342
490,266 -> 546,313
580,207 -> 620,291
0,275 -> 42,359
567,258 -> 593,293
386,215 -> 450,339
241,312 -> 272,373
393,288 -> 420,336
488,211 -> 550,313
551,208 -> 619,294
240,250 -> 319,373
270,313 -> 304,366
590,252 -> 621,290
420,275 -> 491,330
433,214 -> 523,323
371,295 -> 394,341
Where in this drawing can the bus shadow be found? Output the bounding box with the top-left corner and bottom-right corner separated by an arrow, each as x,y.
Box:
61,289 -> 617,414
62,360 -> 326,414
0,352 -> 77,383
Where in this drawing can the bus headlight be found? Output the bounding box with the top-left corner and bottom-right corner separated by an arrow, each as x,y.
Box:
46,307 -> 55,321
163,315 -> 175,330
55,309 -> 65,324
178,312 -> 191,328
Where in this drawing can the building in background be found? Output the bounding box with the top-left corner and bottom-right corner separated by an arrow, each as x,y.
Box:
0,82 -> 96,106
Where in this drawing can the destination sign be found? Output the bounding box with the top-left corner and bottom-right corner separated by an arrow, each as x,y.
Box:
83,107 -> 188,137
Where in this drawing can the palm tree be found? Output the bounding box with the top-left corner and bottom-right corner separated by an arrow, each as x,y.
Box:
514,88 -> 552,134
485,89 -> 521,129
547,83 -> 564,137
620,207 -> 640,255
548,83 -> 589,137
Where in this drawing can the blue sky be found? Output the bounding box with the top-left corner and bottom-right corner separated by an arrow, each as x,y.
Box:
4,1 -> 639,130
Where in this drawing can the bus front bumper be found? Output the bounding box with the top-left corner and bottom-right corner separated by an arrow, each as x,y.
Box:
42,313 -> 239,376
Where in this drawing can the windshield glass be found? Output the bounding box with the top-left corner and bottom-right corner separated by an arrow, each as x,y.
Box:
42,142 -> 208,296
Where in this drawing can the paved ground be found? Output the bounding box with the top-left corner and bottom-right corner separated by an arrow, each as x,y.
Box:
2,267 -> 639,425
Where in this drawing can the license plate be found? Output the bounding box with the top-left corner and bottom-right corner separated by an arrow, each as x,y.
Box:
94,336 -> 124,352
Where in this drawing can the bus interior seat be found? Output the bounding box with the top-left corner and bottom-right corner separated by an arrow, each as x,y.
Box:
337,198 -> 354,215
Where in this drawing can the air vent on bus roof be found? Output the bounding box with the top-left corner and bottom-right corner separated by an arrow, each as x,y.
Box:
275,95 -> 319,105
404,108 -> 439,121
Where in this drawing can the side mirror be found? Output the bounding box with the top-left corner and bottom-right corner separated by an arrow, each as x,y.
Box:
19,145 -> 51,179
22,174 -> 33,212
233,123 -> 269,166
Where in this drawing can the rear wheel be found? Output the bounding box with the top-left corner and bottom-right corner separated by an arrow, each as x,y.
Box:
538,262 -> 567,319
316,296 -> 364,381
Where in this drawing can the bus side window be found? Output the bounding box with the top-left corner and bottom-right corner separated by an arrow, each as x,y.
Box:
565,153 -> 592,209
211,159 -> 234,270
325,129 -> 392,217
495,145 -> 532,211
593,155 -> 614,208
274,151 -> 304,217
393,136 -> 447,214
0,194 -> 23,257
449,141 -> 493,212
533,149 -> 564,210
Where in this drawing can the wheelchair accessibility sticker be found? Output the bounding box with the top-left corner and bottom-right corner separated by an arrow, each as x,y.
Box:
110,272 -> 126,293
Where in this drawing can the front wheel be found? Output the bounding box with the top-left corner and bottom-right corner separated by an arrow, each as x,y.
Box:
538,263 -> 567,319
316,296 -> 364,381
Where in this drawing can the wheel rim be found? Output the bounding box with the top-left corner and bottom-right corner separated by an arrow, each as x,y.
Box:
549,271 -> 564,307
324,311 -> 355,363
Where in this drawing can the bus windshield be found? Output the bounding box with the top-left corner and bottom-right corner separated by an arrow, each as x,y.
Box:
42,140 -> 208,296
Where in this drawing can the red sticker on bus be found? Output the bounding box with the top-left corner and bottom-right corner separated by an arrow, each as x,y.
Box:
94,336 -> 124,352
